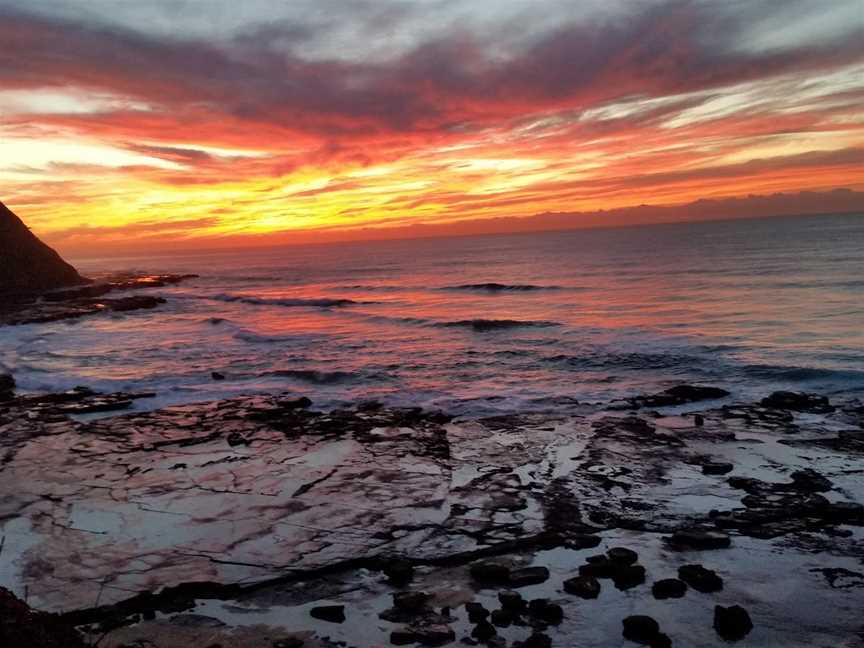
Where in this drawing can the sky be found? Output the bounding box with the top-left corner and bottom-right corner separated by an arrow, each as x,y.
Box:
1,0 -> 863,253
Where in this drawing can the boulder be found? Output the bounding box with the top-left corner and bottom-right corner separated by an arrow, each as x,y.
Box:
0,201 -> 89,295
714,604 -> 753,640
508,566 -> 550,587
384,559 -> 415,586
702,461 -> 733,475
563,574 -> 601,599
498,590 -> 525,611
309,605 -> 345,623
760,391 -> 833,413
607,547 -> 639,565
622,615 -> 660,644
470,560 -> 511,584
666,528 -> 731,549
677,564 -> 723,592
0,587 -> 86,648
651,578 -> 687,599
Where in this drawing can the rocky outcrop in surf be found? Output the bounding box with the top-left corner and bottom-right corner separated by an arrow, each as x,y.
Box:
0,200 -> 88,294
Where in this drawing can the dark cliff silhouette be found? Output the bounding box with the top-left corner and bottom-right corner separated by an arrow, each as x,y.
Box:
0,201 -> 89,294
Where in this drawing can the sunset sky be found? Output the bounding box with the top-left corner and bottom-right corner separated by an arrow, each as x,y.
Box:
2,0 -> 863,253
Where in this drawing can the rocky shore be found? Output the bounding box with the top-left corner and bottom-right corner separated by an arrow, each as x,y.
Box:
0,273 -> 198,325
1,377 -> 862,647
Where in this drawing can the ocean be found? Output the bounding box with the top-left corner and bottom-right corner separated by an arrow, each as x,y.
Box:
2,213 -> 863,416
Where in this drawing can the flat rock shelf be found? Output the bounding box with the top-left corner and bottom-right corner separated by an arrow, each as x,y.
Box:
0,385 -> 863,647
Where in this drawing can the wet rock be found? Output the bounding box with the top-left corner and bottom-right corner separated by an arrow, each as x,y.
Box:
652,578 -> 687,599
273,639 -> 304,648
563,574 -> 601,599
666,528 -> 731,549
761,391 -> 833,413
211,371 -> 226,380
472,619 -> 497,641
470,561 -> 511,585
169,613 -> 226,627
498,590 -> 525,612
651,633 -> 673,648
514,633 -> 552,648
465,602 -> 490,623
607,547 -> 639,565
625,385 -> 729,408
622,615 -> 661,644
310,605 -> 345,623
579,555 -> 616,578
0,373 -> 14,400
702,461 -> 733,475
677,564 -> 723,592
790,468 -> 832,492
508,566 -> 550,587
612,564 -> 647,590
392,624 -> 455,646
527,599 -> 563,625
384,559 -> 415,586
0,587 -> 86,648
714,605 -> 753,640
490,608 -> 513,627
393,591 -> 430,613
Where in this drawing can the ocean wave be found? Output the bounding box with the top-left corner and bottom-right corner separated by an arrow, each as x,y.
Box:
544,351 -> 708,371
264,369 -> 389,384
209,293 -> 370,308
739,363 -> 864,383
442,283 -> 563,292
438,319 -> 560,332
232,328 -> 326,344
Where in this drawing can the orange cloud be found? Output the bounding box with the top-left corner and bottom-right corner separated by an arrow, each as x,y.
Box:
0,1 -> 862,253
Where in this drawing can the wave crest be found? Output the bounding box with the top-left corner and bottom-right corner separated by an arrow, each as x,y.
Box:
443,283 -> 562,292
210,293 -> 367,308
438,319 -> 559,332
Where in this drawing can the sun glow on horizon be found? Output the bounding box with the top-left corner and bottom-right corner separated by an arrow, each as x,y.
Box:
1,1 -> 863,253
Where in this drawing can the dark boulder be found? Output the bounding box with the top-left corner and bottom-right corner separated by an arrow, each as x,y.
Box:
714,605 -> 753,640
309,605 -> 345,623
514,633 -> 552,648
702,461 -> 733,475
465,601 -> 490,623
383,559 -> 415,586
0,201 -> 89,295
678,564 -> 723,592
563,574 -> 601,599
0,587 -> 86,648
652,578 -> 687,599
666,528 -> 731,550
622,615 -> 660,644
612,565 -> 646,590
527,599 -> 564,624
470,560 -> 511,584
508,566 -> 550,587
761,391 -> 833,413
498,590 -> 525,611
607,547 -> 639,565
472,619 -> 497,641
0,373 -> 14,401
